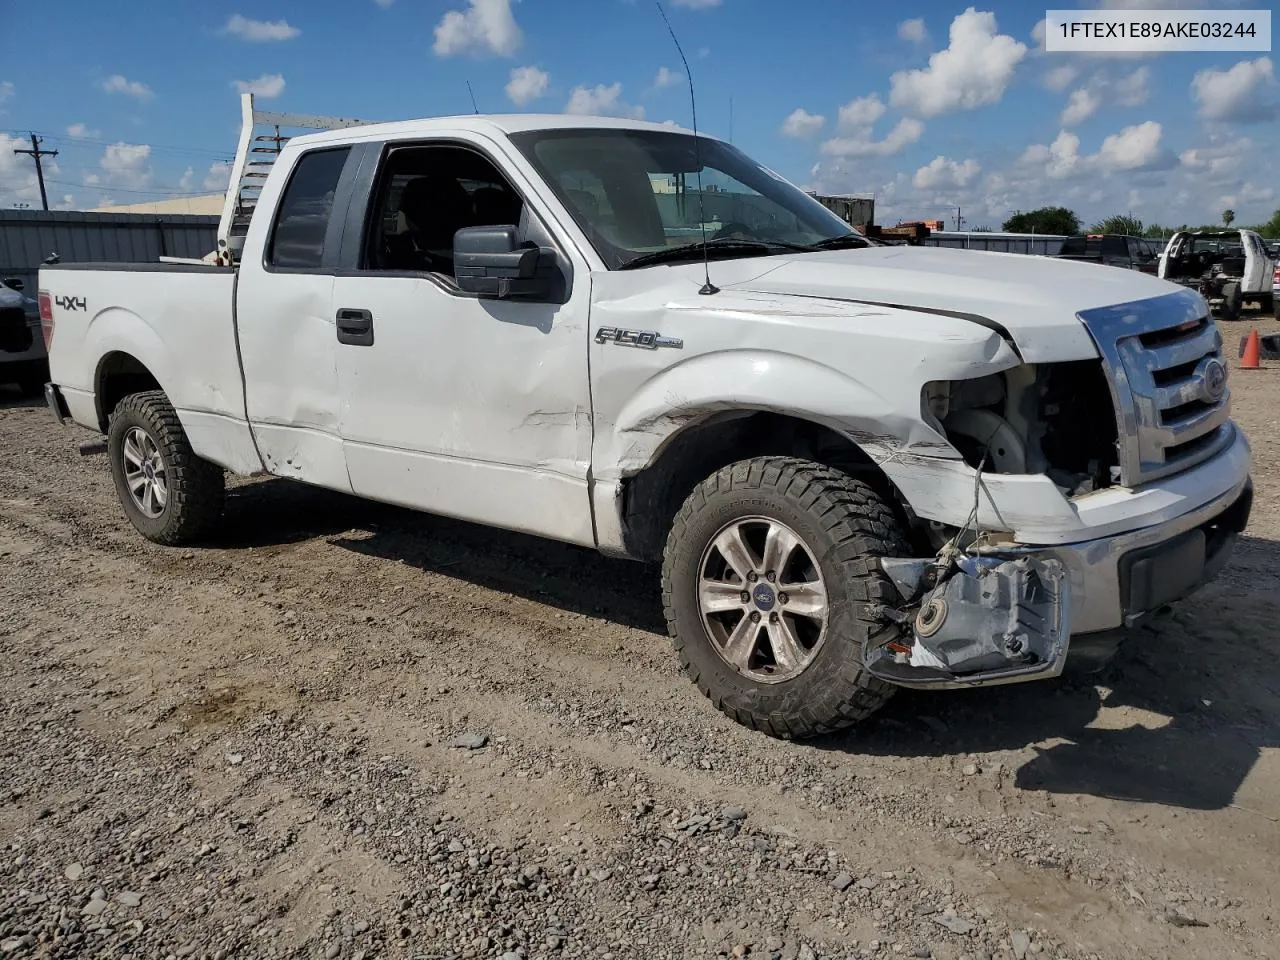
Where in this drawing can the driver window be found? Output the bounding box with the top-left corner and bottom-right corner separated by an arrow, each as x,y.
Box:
363,144 -> 525,274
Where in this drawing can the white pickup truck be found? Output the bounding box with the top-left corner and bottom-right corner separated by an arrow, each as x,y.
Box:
1158,228 -> 1276,320
39,111 -> 1253,739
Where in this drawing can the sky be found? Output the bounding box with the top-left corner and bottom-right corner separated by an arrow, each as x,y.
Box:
0,0 -> 1276,229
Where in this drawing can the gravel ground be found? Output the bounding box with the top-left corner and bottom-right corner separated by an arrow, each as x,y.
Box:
2,311 -> 1279,960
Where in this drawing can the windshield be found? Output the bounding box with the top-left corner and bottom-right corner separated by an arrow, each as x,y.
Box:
509,128 -> 859,269
1188,233 -> 1243,256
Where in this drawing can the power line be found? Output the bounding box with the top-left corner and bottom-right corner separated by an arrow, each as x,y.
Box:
13,134 -> 58,211
2,128 -> 234,161
44,179 -> 223,198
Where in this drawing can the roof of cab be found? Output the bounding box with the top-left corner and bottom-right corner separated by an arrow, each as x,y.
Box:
288,113 -> 699,148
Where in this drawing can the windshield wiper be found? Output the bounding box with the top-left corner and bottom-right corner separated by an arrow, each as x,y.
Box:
810,232 -> 872,250
618,237 -> 816,271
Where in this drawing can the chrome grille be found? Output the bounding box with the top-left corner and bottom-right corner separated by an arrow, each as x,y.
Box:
1079,288 -> 1233,486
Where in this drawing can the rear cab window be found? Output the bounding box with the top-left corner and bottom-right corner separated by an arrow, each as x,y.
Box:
267,147 -> 352,269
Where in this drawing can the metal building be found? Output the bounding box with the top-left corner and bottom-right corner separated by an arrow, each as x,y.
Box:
923,231 -> 1067,256
0,210 -> 218,292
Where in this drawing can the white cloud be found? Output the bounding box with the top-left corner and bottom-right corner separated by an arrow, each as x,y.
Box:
100,143 -> 152,189
178,167 -> 195,192
1179,136 -> 1252,183
1218,182 -> 1276,209
100,75 -> 154,101
232,74 -> 286,99
222,14 -> 299,42
1022,120 -> 1173,180
433,0 -> 522,58
1043,65 -> 1078,92
66,123 -> 101,139
203,162 -> 233,192
1192,57 -> 1277,122
1096,120 -> 1168,171
564,83 -> 645,119
889,8 -> 1027,117
652,66 -> 682,91
898,18 -> 927,44
836,94 -> 887,133
820,117 -> 924,158
1021,130 -> 1087,179
1061,87 -> 1099,126
780,108 -> 825,140
1114,66 -> 1150,106
913,155 -> 981,190
505,66 -> 549,106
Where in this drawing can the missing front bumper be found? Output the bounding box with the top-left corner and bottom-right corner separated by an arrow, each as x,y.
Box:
867,556 -> 1071,690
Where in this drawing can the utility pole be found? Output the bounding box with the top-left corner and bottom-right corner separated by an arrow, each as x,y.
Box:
14,134 -> 58,211
954,206 -> 964,232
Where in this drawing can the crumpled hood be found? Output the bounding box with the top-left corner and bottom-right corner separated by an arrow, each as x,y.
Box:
713,245 -> 1193,363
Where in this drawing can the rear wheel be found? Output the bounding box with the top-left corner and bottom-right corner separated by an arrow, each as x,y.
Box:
107,390 -> 224,545
1221,282 -> 1243,320
661,457 -> 904,740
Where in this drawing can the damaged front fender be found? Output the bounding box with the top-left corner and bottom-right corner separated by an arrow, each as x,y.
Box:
868,555 -> 1070,689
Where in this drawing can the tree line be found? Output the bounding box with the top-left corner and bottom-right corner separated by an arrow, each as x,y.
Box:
1000,206 -> 1280,239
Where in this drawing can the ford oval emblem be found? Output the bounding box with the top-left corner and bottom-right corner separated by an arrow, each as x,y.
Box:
1199,357 -> 1227,403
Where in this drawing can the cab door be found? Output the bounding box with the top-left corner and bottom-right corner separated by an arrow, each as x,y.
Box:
1245,233 -> 1272,294
329,137 -> 596,546
235,144 -> 358,491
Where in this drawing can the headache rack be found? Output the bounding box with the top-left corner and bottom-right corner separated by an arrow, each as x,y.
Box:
215,93 -> 374,266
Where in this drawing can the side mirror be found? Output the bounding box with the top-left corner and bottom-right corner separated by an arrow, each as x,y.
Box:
453,226 -> 554,299
2,277 -> 23,291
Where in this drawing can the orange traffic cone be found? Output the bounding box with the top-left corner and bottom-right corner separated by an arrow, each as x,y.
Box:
1240,329 -> 1262,369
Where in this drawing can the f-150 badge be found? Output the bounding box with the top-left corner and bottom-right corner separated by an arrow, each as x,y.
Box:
594,327 -> 683,349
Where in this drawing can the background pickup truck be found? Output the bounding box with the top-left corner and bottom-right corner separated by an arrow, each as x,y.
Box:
39,110 -> 1253,740
1157,228 -> 1276,320
1055,234 -> 1162,274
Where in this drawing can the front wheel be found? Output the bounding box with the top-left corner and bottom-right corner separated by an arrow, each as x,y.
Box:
661,457 -> 905,740
107,390 -> 225,545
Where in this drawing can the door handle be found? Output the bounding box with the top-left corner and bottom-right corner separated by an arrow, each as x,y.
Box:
336,308 -> 374,346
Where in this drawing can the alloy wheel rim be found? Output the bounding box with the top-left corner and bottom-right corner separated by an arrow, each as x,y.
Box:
696,516 -> 829,684
122,427 -> 168,519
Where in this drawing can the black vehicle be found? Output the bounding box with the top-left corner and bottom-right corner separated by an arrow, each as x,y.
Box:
0,276 -> 48,396
1055,234 -> 1161,274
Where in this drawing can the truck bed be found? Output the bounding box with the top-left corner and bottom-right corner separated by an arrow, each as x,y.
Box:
41,261 -> 262,473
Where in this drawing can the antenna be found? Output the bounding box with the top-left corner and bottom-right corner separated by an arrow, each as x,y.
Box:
465,80 -> 479,114
655,0 -> 718,295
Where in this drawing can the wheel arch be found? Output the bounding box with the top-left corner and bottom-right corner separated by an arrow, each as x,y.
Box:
85,307 -> 178,431
618,408 -> 919,563
94,350 -> 163,432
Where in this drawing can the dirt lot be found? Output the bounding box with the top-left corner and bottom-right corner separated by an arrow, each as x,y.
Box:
2,314 -> 1279,960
